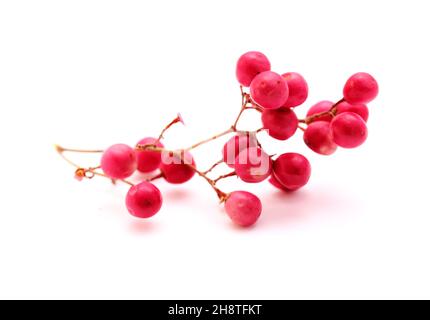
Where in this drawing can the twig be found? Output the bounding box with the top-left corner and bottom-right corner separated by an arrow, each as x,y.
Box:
204,159 -> 224,174
214,171 -> 237,184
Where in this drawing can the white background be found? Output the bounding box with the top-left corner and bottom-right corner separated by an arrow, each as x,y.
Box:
1,0 -> 429,300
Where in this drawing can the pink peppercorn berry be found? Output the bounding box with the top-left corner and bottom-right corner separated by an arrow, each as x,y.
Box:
273,153 -> 311,191
236,51 -> 271,87
330,112 -> 368,148
126,181 -> 163,218
343,72 -> 379,104
101,144 -> 137,180
225,191 -> 262,227
234,147 -> 272,183
136,137 -> 164,173
160,151 -> 196,184
282,72 -> 308,108
250,71 -> 289,110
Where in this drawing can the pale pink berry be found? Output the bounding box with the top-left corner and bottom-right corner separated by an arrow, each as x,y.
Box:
282,72 -> 308,107
234,147 -> 272,183
336,101 -> 369,122
343,72 -> 379,104
261,107 -> 298,140
225,191 -> 262,227
303,122 -> 337,155
126,182 -> 162,218
160,151 -> 196,184
101,144 -> 137,179
330,112 -> 368,148
250,71 -> 289,110
273,153 -> 311,190
306,101 -> 334,123
136,137 -> 164,173
222,134 -> 257,168
236,51 -> 271,87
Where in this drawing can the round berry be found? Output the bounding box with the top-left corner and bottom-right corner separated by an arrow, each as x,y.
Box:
268,175 -> 293,192
236,51 -> 271,87
101,144 -> 137,179
261,107 -> 298,141
282,72 -> 308,107
222,134 -> 257,168
303,122 -> 337,155
136,137 -> 164,173
160,151 -> 196,184
126,182 -> 162,218
306,101 -> 334,123
273,153 -> 311,190
343,72 -> 379,104
336,101 -> 369,122
330,112 -> 368,148
235,147 -> 272,183
225,191 -> 262,227
250,71 -> 289,109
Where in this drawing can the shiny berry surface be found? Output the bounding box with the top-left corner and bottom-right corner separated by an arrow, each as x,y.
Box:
136,137 -> 164,173
225,191 -> 262,227
273,153 -> 311,190
222,134 -> 257,168
306,101 -> 334,123
304,121 -> 337,155
236,51 -> 271,87
261,107 -> 298,141
282,72 -> 308,107
126,182 -> 162,218
101,144 -> 137,179
160,151 -> 196,184
343,72 -> 379,104
336,101 -> 369,122
235,147 -> 272,183
330,112 -> 368,148
250,71 -> 289,109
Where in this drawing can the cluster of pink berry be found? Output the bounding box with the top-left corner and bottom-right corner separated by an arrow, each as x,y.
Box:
57,51 -> 378,228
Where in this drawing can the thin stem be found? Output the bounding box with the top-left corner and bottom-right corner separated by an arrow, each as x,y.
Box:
157,114 -> 183,141
298,125 -> 306,132
214,171 -> 237,184
300,98 -> 345,124
232,106 -> 246,130
55,145 -> 134,186
54,145 -> 104,154
185,163 -> 227,202
203,159 -> 223,174
185,127 -> 234,151
149,172 -> 163,182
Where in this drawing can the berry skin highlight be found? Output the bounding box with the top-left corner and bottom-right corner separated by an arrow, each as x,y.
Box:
57,51 -> 379,228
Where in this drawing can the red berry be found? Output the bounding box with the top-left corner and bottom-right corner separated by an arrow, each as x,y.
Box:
136,137 -> 164,173
222,134 -> 257,168
330,112 -> 368,148
236,51 -> 271,87
306,101 -> 334,123
343,72 -> 379,104
225,191 -> 262,227
126,182 -> 162,218
268,175 -> 294,192
282,72 -> 308,107
101,144 -> 137,179
261,107 -> 298,140
234,147 -> 272,183
160,151 -> 196,184
250,71 -> 289,110
273,153 -> 311,190
336,101 -> 369,122
303,121 -> 337,155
